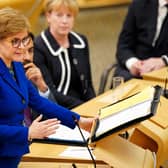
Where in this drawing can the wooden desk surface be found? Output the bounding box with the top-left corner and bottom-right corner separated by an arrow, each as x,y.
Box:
130,96 -> 168,167
73,79 -> 143,117
142,67 -> 168,83
73,78 -> 168,167
116,78 -> 168,167
95,135 -> 154,168
19,162 -> 109,168
22,135 -> 154,168
22,78 -> 158,168
73,78 -> 165,117
23,143 -> 104,164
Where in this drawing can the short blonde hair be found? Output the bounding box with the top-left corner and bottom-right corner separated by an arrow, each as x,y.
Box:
0,7 -> 30,39
44,0 -> 79,17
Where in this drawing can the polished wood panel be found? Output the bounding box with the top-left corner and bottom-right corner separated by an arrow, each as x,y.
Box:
22,135 -> 154,168
142,67 -> 168,83
122,79 -> 168,167
21,79 -> 157,168
95,135 -> 154,168
18,162 -> 111,168
73,77 -> 168,167
72,78 -> 165,117
19,162 -> 109,168
0,0 -> 43,32
77,0 -> 131,8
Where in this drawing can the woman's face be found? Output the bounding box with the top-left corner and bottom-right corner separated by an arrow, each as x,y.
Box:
46,5 -> 75,37
0,30 -> 30,67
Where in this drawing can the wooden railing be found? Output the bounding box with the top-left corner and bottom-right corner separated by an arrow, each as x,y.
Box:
0,0 -> 44,32
77,0 -> 131,8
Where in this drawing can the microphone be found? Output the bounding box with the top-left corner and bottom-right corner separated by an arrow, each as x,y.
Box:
72,115 -> 96,168
163,78 -> 168,98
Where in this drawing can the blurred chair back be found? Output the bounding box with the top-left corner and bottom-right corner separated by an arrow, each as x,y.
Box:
98,63 -> 117,95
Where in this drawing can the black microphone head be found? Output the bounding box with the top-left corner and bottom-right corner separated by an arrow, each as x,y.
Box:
163,78 -> 168,98
163,89 -> 168,98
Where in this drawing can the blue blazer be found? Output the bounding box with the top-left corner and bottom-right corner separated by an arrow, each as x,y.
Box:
0,59 -> 80,157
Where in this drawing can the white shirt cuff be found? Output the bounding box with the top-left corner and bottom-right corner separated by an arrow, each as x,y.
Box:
39,88 -> 50,98
126,57 -> 139,70
161,55 -> 168,65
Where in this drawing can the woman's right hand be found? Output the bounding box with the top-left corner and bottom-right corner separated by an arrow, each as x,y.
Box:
28,114 -> 60,140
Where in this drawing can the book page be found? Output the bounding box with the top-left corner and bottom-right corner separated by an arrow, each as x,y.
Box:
96,99 -> 152,137
95,86 -> 155,138
59,146 -> 95,159
99,86 -> 154,119
48,124 -> 90,143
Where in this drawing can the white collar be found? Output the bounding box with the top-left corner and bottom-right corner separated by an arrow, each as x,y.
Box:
41,31 -> 85,56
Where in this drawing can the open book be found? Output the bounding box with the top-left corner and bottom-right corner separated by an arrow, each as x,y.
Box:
34,85 -> 162,145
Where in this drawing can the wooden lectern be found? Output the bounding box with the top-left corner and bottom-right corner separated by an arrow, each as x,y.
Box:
20,135 -> 154,168
20,80 -> 156,168
129,69 -> 168,167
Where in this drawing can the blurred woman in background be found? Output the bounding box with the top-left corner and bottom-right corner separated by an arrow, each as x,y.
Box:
34,0 -> 96,109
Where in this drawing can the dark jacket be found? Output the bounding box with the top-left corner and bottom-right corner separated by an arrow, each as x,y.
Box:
34,29 -> 95,109
115,0 -> 168,80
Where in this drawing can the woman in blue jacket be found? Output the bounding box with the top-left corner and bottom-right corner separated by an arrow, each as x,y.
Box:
0,7 -> 94,168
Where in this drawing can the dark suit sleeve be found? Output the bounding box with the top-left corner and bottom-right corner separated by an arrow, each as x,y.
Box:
116,1 -> 138,67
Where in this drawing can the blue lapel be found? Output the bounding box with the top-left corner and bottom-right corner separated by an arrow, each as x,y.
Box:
0,59 -> 26,99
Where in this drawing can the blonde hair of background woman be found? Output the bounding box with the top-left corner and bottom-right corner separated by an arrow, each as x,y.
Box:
43,0 -> 79,17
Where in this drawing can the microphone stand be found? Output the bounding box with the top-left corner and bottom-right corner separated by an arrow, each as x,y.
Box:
163,78 -> 168,98
72,116 -> 97,168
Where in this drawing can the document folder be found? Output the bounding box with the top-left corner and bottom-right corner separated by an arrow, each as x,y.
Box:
33,85 -> 162,146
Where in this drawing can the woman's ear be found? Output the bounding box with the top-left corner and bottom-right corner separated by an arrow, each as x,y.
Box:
45,12 -> 51,24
